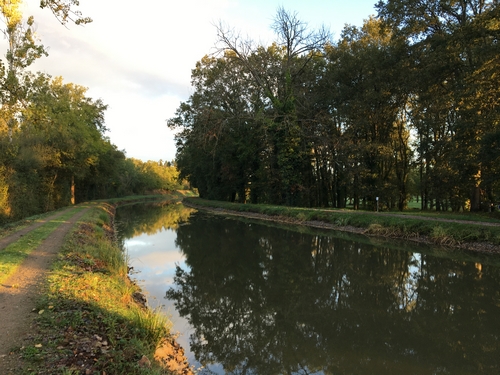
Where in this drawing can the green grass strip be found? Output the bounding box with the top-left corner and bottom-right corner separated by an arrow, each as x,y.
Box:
184,198 -> 500,246
101,190 -> 193,204
0,208 -> 83,284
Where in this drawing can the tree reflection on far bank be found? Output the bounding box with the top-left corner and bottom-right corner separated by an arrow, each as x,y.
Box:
167,213 -> 500,375
117,201 -> 195,240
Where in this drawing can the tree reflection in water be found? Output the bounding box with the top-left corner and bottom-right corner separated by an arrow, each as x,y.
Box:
117,200 -> 195,240
166,212 -> 500,375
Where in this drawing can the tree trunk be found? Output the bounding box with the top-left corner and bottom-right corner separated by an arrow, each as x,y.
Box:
71,176 -> 75,205
353,174 -> 359,210
470,186 -> 481,212
470,170 -> 482,212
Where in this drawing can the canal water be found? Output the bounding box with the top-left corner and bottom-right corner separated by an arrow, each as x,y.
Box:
116,201 -> 500,375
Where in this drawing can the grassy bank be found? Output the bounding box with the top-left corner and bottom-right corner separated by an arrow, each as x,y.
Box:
12,196 -> 185,374
184,198 -> 500,250
102,190 -> 197,205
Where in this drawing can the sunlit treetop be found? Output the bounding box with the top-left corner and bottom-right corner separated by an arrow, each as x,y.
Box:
0,0 -> 23,30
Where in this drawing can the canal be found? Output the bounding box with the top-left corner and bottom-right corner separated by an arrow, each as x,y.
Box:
116,201 -> 500,374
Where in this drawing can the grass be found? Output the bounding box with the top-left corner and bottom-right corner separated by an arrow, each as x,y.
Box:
0,208 -> 83,284
102,190 -> 194,205
0,206 -> 76,240
18,201 -> 177,374
184,197 -> 500,247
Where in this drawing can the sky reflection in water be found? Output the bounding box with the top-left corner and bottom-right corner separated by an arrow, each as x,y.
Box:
126,230 -> 192,343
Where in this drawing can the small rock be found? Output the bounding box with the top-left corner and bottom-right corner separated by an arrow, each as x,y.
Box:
138,355 -> 151,368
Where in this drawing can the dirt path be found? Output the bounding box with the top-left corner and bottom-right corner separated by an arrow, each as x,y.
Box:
0,207 -> 91,374
0,208 -> 74,250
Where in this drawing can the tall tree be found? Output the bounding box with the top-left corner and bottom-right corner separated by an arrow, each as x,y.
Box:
0,0 -> 47,141
326,18 -> 410,210
21,75 -> 107,206
169,53 -> 262,202
377,0 -> 500,211
215,7 -> 331,205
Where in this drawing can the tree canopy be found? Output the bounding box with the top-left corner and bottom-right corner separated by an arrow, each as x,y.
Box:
169,3 -> 500,212
0,2 -> 182,222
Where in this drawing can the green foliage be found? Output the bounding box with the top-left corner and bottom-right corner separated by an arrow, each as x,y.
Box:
39,0 -> 92,25
130,159 -> 183,193
171,4 -> 500,213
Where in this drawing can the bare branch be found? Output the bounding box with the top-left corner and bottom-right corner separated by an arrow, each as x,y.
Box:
214,8 -> 331,106
272,6 -> 331,60
214,20 -> 276,102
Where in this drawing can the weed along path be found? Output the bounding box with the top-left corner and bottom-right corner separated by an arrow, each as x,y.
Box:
0,206 -> 91,374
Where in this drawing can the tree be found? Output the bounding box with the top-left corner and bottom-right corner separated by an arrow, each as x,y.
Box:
169,53 -> 264,202
325,18 -> 411,210
377,0 -> 500,211
215,7 -> 331,205
20,75 -> 107,206
171,4 -> 498,212
0,0 -> 47,143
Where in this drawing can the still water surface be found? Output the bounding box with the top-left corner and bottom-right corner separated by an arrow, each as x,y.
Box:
116,202 -> 500,375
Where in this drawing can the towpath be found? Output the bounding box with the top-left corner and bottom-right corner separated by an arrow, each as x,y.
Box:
0,206 -> 91,374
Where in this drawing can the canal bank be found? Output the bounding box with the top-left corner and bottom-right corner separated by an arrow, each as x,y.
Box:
182,197 -> 500,255
2,195 -> 195,375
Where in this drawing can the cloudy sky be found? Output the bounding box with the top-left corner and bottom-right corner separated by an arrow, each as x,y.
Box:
15,0 -> 377,162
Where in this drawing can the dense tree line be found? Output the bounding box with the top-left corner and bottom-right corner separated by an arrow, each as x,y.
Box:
0,1 -> 181,223
169,1 -> 500,212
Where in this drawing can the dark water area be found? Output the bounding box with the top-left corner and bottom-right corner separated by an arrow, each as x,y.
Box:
116,202 -> 500,375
